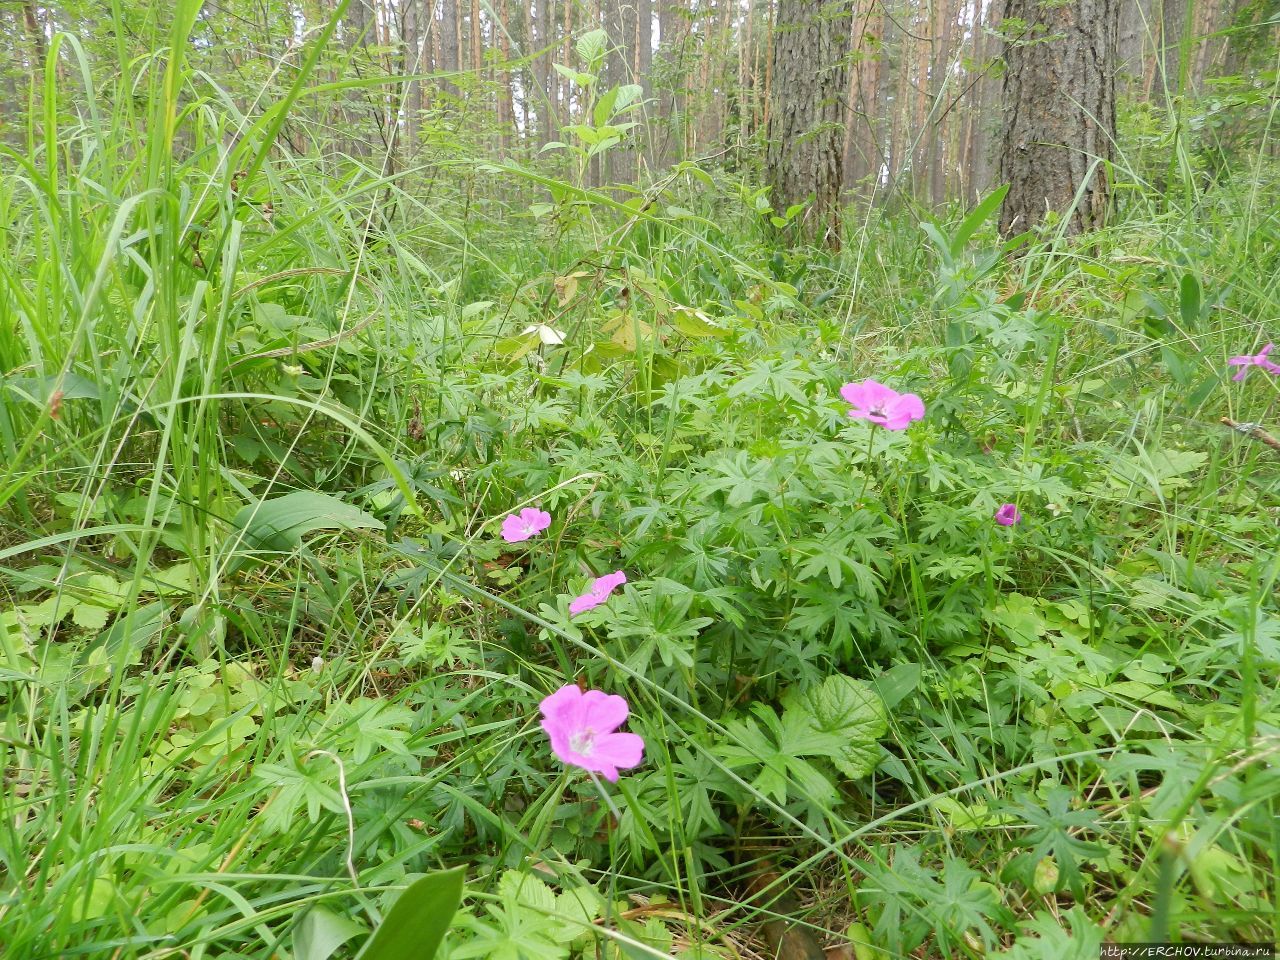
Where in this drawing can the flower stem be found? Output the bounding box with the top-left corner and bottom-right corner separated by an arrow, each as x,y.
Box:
588,770 -> 621,821
856,425 -> 877,507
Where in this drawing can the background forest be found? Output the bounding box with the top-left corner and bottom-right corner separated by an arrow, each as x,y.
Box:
1,1 -> 1279,959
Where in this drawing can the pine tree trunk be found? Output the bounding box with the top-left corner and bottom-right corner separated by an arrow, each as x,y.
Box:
1160,0 -> 1188,92
1117,0 -> 1155,92
841,0 -> 880,196
345,0 -> 373,157
766,0 -> 851,247
603,0 -> 636,181
636,0 -> 653,168
534,0 -> 553,141
929,1 -> 957,206
440,0 -> 459,98
497,0 -> 513,155
997,0 -> 1118,235
404,0 -> 426,158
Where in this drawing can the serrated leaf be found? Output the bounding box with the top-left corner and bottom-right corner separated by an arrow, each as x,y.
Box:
795,674 -> 888,780
71,603 -> 110,631
575,28 -> 607,65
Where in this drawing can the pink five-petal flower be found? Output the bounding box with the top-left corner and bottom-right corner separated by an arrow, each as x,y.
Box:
501,507 -> 552,543
568,570 -> 627,616
1227,343 -> 1280,381
539,684 -> 645,782
994,503 -> 1021,526
840,379 -> 926,430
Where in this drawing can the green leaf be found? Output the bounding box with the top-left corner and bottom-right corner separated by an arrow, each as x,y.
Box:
1178,273 -> 1201,329
985,593 -> 1048,646
575,28 -> 607,65
593,86 -> 619,127
4,372 -> 102,404
233,491 -> 382,550
670,307 -> 727,338
873,663 -> 922,711
357,867 -> 465,960
295,907 -> 368,960
796,674 -> 888,780
951,184 -> 1008,257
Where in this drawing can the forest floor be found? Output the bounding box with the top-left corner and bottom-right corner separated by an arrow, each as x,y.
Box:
2,51 -> 1279,960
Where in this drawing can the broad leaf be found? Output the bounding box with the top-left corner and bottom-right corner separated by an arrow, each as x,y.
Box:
357,866 -> 465,960
233,491 -> 382,550
295,907 -> 367,960
795,674 -> 888,780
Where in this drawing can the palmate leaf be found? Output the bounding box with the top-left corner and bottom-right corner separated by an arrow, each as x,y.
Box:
718,675 -> 889,806
1003,787 -> 1107,900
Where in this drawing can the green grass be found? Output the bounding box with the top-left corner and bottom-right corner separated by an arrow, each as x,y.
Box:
1,7 -> 1278,960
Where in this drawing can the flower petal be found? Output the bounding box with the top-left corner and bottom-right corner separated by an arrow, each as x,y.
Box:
569,592 -> 603,615
579,690 -> 630,735
840,379 -> 893,411
590,731 -> 645,773
539,684 -> 583,719
501,514 -> 530,542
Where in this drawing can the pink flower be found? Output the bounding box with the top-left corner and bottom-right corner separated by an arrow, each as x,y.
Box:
501,507 -> 552,543
568,570 -> 626,616
995,503 -> 1021,526
539,684 -> 645,782
841,380 -> 925,430
1227,343 -> 1280,381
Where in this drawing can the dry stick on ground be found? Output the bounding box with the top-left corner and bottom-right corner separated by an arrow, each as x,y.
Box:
1221,417 -> 1280,453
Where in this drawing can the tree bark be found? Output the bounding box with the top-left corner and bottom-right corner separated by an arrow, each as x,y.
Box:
440,0 -> 459,97
1159,0 -> 1188,92
496,0 -> 513,155
996,0 -> 1118,235
929,0 -> 957,206
603,0 -> 637,181
1222,0 -> 1280,75
841,0 -> 881,196
766,0 -> 851,247
533,0 -> 553,141
1117,0 -> 1155,91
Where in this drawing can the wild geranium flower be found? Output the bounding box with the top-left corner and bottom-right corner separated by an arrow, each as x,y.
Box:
539,684 -> 644,782
1227,343 -> 1280,381
568,571 -> 626,616
841,379 -> 925,430
501,507 -> 552,543
995,503 -> 1021,526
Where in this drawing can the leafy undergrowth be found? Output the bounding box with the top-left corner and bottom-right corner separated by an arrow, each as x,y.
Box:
1,22 -> 1279,960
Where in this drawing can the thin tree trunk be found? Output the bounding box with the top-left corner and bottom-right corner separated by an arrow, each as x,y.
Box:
841,0 -> 880,196
1159,0 -> 1189,93
440,0 -> 458,98
603,0 -> 637,181
636,0 -> 653,170
497,0 -> 513,155
533,0 -> 552,141
930,1 -> 957,205
1117,0 -> 1155,92
561,0 -> 573,126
